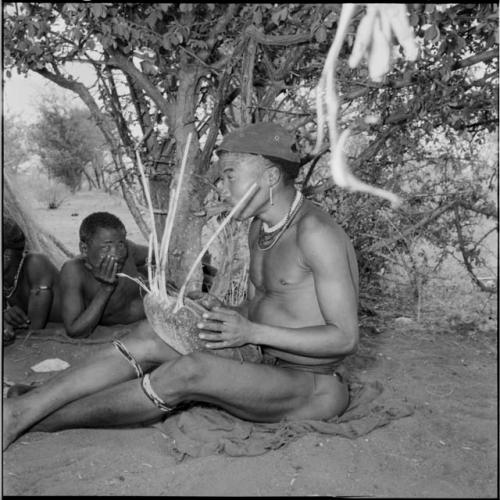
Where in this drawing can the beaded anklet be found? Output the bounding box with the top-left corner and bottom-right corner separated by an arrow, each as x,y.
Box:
141,373 -> 173,412
112,339 -> 144,378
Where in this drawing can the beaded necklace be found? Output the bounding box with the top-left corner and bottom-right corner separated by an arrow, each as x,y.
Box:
3,251 -> 27,301
258,191 -> 304,251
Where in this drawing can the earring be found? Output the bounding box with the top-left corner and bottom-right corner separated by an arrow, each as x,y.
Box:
269,185 -> 274,206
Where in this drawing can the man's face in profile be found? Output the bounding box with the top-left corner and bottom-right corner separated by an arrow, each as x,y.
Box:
219,153 -> 265,221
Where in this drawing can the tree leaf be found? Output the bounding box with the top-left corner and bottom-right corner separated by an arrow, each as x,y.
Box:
324,11 -> 337,28
90,4 -> 105,18
409,12 -> 419,27
315,25 -> 327,43
85,38 -> 95,51
424,24 -> 439,43
253,8 -> 262,25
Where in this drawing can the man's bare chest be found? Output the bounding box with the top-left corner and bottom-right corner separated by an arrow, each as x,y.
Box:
249,233 -> 309,292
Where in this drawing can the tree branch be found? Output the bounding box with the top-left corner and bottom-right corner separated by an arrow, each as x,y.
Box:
107,47 -> 173,118
302,126 -> 396,194
200,68 -> 234,171
98,68 -> 135,150
240,36 -> 257,124
453,205 -> 496,293
35,68 -> 118,149
366,201 -> 457,253
457,200 -> 498,220
342,49 -> 498,102
207,4 -> 240,51
246,25 -> 314,46
452,49 -> 499,70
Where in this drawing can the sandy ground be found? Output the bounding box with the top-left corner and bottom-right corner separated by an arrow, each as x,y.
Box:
2,190 -> 498,497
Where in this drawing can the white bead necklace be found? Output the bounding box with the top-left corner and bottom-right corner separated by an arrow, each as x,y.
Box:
261,190 -> 302,233
258,191 -> 304,251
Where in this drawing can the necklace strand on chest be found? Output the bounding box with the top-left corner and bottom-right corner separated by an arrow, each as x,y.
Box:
3,251 -> 27,301
258,191 -> 304,251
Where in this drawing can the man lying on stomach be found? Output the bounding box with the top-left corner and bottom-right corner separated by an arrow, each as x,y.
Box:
60,211 -> 148,338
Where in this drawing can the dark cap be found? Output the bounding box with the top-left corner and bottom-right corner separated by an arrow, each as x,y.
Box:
217,123 -> 300,165
3,217 -> 26,251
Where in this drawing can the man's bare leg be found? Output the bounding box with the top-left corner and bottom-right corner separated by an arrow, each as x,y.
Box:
31,378 -> 167,432
3,320 -> 179,449
148,352 -> 349,422
14,351 -> 348,438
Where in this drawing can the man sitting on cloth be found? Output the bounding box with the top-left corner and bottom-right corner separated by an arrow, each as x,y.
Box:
3,122 -> 361,450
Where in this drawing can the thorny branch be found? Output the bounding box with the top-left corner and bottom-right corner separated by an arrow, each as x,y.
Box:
453,206 -> 496,293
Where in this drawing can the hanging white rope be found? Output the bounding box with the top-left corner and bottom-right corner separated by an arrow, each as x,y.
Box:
314,3 -> 419,208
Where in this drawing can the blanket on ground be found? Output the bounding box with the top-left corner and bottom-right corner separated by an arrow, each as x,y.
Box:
155,379 -> 414,460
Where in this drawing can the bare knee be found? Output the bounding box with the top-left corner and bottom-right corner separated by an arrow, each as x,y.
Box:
120,321 -> 174,364
128,320 -> 157,344
149,352 -> 209,402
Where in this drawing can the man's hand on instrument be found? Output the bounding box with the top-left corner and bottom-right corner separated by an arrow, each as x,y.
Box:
3,305 -> 30,329
186,291 -> 223,311
197,306 -> 256,349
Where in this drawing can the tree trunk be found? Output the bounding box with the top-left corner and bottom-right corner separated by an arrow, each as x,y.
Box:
4,173 -> 74,268
151,62 -> 208,291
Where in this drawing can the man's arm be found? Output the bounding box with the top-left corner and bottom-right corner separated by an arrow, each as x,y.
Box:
200,218 -> 359,357
253,220 -> 359,356
60,260 -> 115,338
25,254 -> 56,330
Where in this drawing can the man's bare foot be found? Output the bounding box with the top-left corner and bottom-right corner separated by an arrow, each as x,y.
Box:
6,383 -> 36,399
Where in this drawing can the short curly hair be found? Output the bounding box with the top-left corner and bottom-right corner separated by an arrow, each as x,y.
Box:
79,212 -> 126,243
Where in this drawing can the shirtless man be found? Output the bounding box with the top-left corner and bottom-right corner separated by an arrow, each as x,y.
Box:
3,217 -> 62,345
60,212 -> 148,337
3,123 -> 359,450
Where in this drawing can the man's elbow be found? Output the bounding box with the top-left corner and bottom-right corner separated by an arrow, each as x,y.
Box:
341,328 -> 359,355
343,338 -> 358,355
28,311 -> 49,330
64,322 -> 93,339
30,319 -> 48,330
